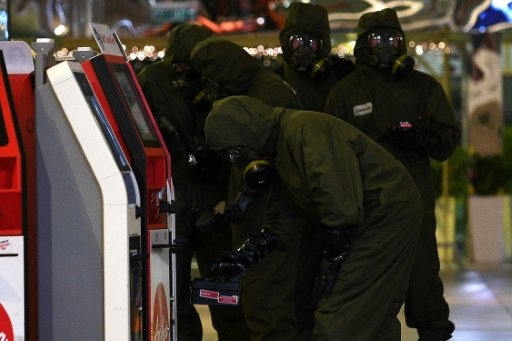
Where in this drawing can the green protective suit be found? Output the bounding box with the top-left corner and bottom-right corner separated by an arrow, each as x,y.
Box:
137,24 -> 250,341
278,2 -> 355,111
190,38 -> 307,340
205,95 -> 424,340
190,37 -> 302,245
277,4 -> 355,336
190,37 -> 302,110
324,9 -> 460,341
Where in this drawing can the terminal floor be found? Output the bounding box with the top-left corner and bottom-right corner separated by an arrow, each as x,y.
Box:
194,262 -> 512,340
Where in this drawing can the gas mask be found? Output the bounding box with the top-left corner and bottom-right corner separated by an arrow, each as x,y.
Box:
367,29 -> 414,78
223,146 -> 274,191
189,76 -> 230,112
169,62 -> 202,100
288,33 -> 332,79
193,76 -> 229,104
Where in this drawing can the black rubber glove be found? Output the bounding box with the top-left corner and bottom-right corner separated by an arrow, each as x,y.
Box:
314,228 -> 350,298
388,121 -> 423,151
227,187 -> 260,223
211,229 -> 278,281
418,133 -> 442,155
209,251 -> 247,282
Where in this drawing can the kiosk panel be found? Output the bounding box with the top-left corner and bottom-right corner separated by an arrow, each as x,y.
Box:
0,50 -> 25,340
0,50 -> 23,236
37,60 -> 142,340
83,51 -> 174,340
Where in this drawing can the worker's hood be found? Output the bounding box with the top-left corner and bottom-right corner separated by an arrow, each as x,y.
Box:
204,95 -> 282,157
163,23 -> 212,65
279,2 -> 332,61
354,8 -> 407,65
190,37 -> 263,94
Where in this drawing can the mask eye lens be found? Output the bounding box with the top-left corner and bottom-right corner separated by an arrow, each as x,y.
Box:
368,32 -> 383,48
223,147 -> 246,164
309,38 -> 321,52
289,34 -> 322,52
389,33 -> 403,48
289,35 -> 305,50
368,31 -> 403,49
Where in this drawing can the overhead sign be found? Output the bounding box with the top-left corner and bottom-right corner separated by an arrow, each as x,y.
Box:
89,22 -> 125,57
150,1 -> 200,24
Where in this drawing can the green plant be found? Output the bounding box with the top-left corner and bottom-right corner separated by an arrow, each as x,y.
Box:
464,125 -> 512,195
431,146 -> 469,198
468,153 -> 506,195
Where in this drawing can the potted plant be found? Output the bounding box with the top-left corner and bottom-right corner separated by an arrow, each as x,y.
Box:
466,127 -> 509,263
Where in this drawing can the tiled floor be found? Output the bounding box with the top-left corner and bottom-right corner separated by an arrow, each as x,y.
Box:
195,262 -> 512,340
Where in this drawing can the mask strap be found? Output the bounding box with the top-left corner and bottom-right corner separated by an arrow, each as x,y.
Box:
311,58 -> 327,77
391,54 -> 410,75
391,54 -> 415,78
192,89 -> 208,104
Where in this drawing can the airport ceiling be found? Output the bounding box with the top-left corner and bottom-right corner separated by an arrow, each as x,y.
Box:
317,0 -> 498,32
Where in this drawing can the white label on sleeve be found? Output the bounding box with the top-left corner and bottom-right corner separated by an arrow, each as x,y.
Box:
353,102 -> 372,117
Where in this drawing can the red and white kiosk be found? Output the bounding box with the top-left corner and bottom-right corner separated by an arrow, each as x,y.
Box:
39,58 -> 143,340
0,48 -> 27,340
0,40 -> 38,341
35,24 -> 176,340
82,23 -> 176,341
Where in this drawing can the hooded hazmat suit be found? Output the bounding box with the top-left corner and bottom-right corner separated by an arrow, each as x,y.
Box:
324,9 -> 459,341
277,2 -> 355,111
277,3 -> 356,333
137,24 -> 250,340
205,95 -> 423,340
191,36 -> 302,110
190,36 -> 302,244
190,38 -> 319,340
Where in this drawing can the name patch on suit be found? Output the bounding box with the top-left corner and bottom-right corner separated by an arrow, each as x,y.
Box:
353,102 -> 372,117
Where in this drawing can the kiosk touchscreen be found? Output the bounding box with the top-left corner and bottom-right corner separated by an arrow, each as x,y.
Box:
36,60 -> 141,340
0,50 -> 26,341
83,51 -> 175,340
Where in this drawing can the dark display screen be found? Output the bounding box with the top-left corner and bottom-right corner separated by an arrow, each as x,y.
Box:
111,64 -> 160,146
0,50 -> 8,145
74,71 -> 130,170
0,104 -> 6,145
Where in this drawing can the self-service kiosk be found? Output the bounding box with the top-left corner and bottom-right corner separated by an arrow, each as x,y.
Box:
0,50 -> 27,340
82,49 -> 176,341
36,59 -> 142,340
0,40 -> 38,340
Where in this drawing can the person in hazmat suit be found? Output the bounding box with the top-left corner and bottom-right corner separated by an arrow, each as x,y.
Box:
189,36 -> 302,249
275,3 -> 355,333
190,37 -> 318,339
276,2 -> 355,111
324,8 -> 460,341
137,23 -> 250,340
204,95 -> 423,340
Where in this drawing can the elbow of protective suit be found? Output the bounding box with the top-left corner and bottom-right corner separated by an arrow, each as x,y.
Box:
419,132 -> 459,161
